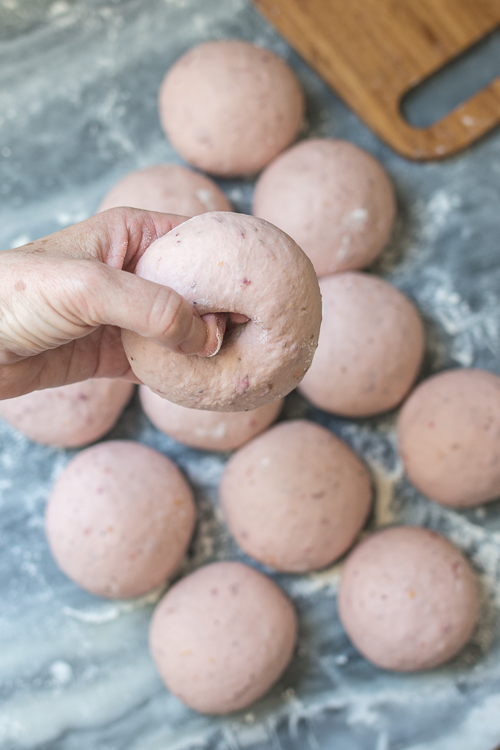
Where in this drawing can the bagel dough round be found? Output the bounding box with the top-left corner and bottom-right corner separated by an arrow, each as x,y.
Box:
252,139 -> 396,276
398,368 -> 500,507
0,379 -> 133,448
98,163 -> 231,216
122,212 -> 322,411
158,40 -> 304,177
220,420 -> 372,572
140,385 -> 283,451
45,440 -> 196,599
338,526 -> 479,671
298,272 -> 424,417
149,561 -> 297,713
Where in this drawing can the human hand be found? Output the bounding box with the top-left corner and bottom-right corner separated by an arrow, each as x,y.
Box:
0,207 -> 226,400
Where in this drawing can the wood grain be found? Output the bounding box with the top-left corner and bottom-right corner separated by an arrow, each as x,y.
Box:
254,0 -> 500,160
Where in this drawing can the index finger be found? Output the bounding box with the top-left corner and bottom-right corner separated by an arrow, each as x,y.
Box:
12,208 -> 188,272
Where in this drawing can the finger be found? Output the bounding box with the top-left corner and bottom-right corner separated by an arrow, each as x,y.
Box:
76,262 -> 209,355
228,313 -> 250,324
12,208 -> 188,270
0,327 -> 134,399
0,350 -> 140,400
92,208 -> 189,270
225,312 -> 250,337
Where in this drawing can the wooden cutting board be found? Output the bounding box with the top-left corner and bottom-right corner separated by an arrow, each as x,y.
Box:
254,0 -> 500,160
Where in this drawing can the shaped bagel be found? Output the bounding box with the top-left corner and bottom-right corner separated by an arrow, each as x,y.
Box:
122,212 -> 322,411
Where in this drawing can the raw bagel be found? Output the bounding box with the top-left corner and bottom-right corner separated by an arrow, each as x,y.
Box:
122,212 -> 322,411
252,138 -> 396,276
149,561 -> 297,714
98,163 -> 231,216
0,379 -> 133,448
158,40 -> 304,177
298,272 -> 424,417
45,440 -> 195,599
220,420 -> 372,572
139,385 -> 283,451
398,368 -> 500,507
338,526 -> 479,671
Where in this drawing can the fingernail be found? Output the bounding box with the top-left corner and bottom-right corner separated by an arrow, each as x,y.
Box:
197,313 -> 226,358
178,313 -> 208,355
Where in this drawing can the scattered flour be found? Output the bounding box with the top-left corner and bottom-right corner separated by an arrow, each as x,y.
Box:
342,206 -> 369,229
49,661 -> 73,686
62,585 -> 165,624
415,267 -> 500,366
9,234 -> 30,248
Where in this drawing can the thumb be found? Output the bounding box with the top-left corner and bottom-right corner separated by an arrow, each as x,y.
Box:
78,262 -> 222,356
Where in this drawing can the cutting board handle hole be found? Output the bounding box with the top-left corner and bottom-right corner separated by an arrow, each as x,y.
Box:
401,26 -> 500,129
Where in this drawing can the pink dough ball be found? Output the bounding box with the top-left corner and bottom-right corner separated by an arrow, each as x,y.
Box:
252,139 -> 396,276
220,420 -> 372,572
0,379 -> 133,448
140,385 -> 283,451
338,526 -> 479,671
158,40 -> 304,177
398,368 -> 500,507
98,163 -> 231,216
45,440 -> 196,599
299,272 -> 425,417
149,561 -> 297,714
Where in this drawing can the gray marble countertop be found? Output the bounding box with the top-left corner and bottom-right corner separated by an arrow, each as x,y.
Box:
1,1 -> 500,748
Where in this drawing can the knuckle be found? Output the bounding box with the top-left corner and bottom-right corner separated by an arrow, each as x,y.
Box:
149,287 -> 187,341
63,262 -> 108,323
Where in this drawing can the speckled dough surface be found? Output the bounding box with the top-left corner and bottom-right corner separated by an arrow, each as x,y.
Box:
299,272 -> 424,417
158,40 -> 304,177
149,561 -> 297,714
122,212 -> 322,411
139,386 -> 283,451
338,526 -> 479,672
45,440 -> 196,599
0,379 -> 133,447
98,163 -> 232,216
220,420 -> 372,572
398,368 -> 500,507
252,139 -> 396,276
